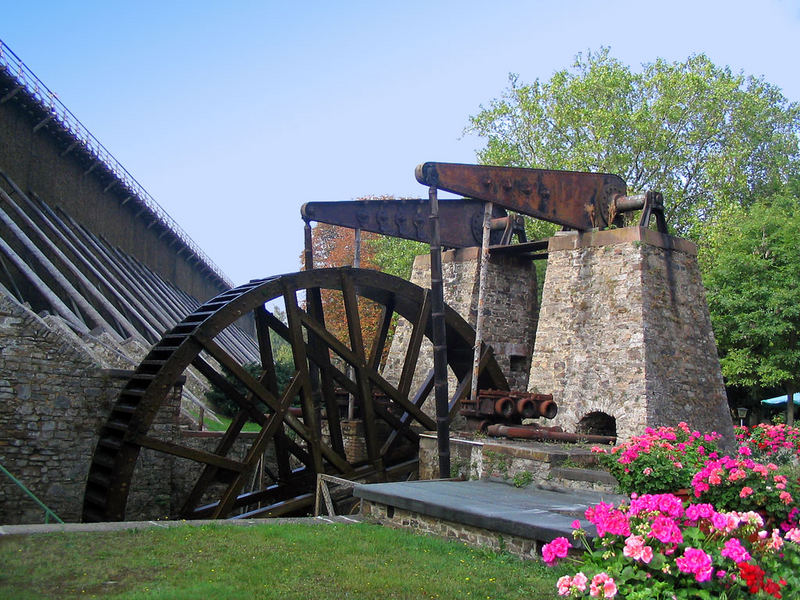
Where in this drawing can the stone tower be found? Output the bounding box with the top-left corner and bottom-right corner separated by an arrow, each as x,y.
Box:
528,227 -> 735,446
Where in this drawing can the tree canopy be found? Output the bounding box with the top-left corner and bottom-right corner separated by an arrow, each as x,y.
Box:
699,188 -> 800,423
467,48 -> 800,235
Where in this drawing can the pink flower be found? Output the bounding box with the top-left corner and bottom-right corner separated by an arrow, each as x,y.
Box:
542,537 -> 571,565
572,519 -> 581,529
676,547 -> 713,582
650,515 -> 683,544
780,491 -> 793,505
738,445 -> 752,456
685,503 -> 715,522
556,575 -> 572,595
623,535 -> 645,559
585,503 -> 631,537
589,573 -> 617,598
728,468 -> 746,481
721,538 -> 751,562
766,529 -> 784,550
739,486 -> 754,498
711,511 -> 730,531
572,572 -> 588,591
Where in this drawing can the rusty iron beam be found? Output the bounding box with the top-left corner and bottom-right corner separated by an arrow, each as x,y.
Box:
415,162 -> 628,231
301,198 -> 516,248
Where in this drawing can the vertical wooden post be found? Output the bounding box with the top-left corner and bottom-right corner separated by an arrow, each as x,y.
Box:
428,185 -> 450,479
471,201 -> 493,404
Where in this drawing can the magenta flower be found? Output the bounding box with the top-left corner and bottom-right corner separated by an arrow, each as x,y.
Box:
721,538 -> 751,562
738,445 -> 752,456
542,536 -> 571,565
650,515 -> 683,545
676,547 -> 713,582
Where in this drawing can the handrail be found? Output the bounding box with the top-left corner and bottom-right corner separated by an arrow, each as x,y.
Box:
0,462 -> 64,524
0,38 -> 233,288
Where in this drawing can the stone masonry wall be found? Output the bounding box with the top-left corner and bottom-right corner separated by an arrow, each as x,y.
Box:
0,292 -> 131,523
527,228 -> 735,447
0,290 -> 278,523
382,248 -> 537,418
362,500 -> 541,560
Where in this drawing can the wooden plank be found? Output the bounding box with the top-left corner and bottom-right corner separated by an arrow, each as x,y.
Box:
398,290 -> 431,397
367,297 -> 395,370
133,434 -> 246,472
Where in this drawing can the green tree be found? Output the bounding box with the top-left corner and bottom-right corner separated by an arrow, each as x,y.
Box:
369,236 -> 427,280
467,48 -> 800,235
699,191 -> 800,425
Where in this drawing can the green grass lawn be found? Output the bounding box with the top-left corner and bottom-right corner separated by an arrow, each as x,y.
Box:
0,522 -> 565,599
202,414 -> 262,433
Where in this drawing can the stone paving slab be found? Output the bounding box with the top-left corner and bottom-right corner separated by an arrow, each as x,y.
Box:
0,515 -> 362,536
354,479 -> 625,543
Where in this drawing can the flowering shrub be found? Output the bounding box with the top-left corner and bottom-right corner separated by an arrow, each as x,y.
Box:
544,493 -> 797,599
592,423 -> 720,495
735,424 -> 800,466
691,453 -> 800,530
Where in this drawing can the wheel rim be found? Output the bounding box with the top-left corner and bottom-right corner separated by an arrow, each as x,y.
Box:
82,267 -> 507,522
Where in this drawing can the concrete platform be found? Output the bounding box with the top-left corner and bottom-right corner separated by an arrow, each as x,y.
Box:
355,479 -> 625,554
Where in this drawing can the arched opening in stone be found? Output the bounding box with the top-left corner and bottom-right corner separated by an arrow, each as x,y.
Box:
577,412 -> 616,438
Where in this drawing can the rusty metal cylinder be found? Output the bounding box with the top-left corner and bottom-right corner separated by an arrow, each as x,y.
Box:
537,399 -> 557,420
516,397 -> 537,419
613,193 -> 647,212
494,397 -> 515,419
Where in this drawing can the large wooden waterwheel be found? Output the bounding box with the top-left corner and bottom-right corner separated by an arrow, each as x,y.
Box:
83,267 -> 507,522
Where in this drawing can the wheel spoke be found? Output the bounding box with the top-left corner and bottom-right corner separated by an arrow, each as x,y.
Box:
367,297 -> 395,370
340,270 -> 383,476
398,290 -> 431,398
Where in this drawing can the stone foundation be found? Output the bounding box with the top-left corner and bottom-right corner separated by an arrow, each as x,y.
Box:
528,227 -> 734,447
418,433 -> 618,493
361,500 -> 541,560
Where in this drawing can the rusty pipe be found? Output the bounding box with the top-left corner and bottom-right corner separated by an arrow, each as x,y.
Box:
536,399 -> 558,420
494,397 -> 514,419
486,424 -> 616,444
612,191 -> 663,213
516,397 -> 537,419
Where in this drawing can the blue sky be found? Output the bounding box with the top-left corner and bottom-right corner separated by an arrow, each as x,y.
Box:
3,0 -> 799,286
